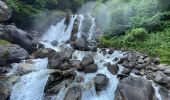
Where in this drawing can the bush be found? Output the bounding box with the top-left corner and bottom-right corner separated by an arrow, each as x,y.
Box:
123,28 -> 148,43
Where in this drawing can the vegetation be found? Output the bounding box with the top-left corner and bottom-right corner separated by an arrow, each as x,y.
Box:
0,40 -> 10,45
4,0 -> 86,30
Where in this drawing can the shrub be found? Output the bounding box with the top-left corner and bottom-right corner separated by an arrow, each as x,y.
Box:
123,28 -> 148,43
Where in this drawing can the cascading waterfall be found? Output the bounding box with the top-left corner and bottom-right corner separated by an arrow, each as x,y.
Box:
10,58 -> 51,100
88,15 -> 96,40
77,15 -> 84,39
9,14 -> 163,100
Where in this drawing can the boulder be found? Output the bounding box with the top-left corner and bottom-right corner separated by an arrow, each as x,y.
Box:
71,38 -> 89,51
0,44 -> 29,66
81,54 -> 94,67
4,25 -> 37,53
72,60 -> 84,71
64,85 -> 82,100
114,76 -> 156,100
107,63 -> 119,75
32,48 -> 56,58
45,69 -> 76,91
84,64 -> 98,73
48,52 -> 67,69
94,74 -> 109,91
0,1 -> 11,22
154,71 -> 170,84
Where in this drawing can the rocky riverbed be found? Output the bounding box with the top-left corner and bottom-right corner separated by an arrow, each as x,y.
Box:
0,1 -> 169,100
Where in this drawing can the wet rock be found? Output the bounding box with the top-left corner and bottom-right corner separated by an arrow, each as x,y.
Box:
146,72 -> 155,80
51,40 -> 58,46
154,71 -> 170,84
0,1 -> 11,22
159,88 -> 170,100
84,64 -> 98,73
72,60 -> 83,71
71,38 -> 89,51
33,48 -> 56,58
64,85 -> 82,100
94,74 -> 109,91
131,69 -> 141,75
48,52 -> 68,69
0,44 -> 29,66
114,76 -> 156,100
4,25 -> 36,53
81,54 -> 94,67
45,69 -> 76,91
107,63 -> 119,75
121,67 -> 131,75
0,81 -> 11,100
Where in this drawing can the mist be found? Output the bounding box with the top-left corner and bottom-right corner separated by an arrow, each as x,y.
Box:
78,0 -> 160,33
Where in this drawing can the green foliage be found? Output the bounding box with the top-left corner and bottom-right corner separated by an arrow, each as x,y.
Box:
124,28 -> 148,43
99,27 -> 170,64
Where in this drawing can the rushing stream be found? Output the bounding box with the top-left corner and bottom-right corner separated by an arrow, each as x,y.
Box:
9,14 -> 163,100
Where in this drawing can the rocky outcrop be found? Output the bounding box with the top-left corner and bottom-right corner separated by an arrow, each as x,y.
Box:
0,1 -> 11,22
0,44 -> 29,66
94,74 -> 109,91
114,76 -> 156,100
4,25 -> 37,53
71,38 -> 89,51
159,88 -> 170,100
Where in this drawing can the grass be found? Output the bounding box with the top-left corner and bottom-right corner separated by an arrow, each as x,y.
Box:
99,27 -> 170,65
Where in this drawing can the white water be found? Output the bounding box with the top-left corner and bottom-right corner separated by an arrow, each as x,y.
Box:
10,58 -> 51,100
88,15 -> 96,40
77,15 -> 84,38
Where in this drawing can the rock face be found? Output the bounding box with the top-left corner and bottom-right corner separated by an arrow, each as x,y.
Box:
4,25 -> 36,53
94,74 -> 109,91
0,1 -> 11,22
114,76 -> 156,100
0,44 -> 29,66
64,85 -> 82,100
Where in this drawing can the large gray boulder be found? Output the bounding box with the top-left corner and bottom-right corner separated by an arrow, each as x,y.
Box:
114,76 -> 156,100
4,25 -> 37,53
0,44 -> 29,66
0,1 -> 11,22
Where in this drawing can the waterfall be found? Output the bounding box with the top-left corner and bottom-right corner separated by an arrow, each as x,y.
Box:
77,15 -> 84,39
9,13 -> 164,100
10,58 -> 51,100
88,15 -> 96,40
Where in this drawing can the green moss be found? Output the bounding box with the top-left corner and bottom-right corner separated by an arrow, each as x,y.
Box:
1,49 -> 9,60
0,40 -> 10,45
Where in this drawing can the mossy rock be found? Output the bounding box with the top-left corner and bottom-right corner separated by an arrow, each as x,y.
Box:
0,40 -> 10,46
